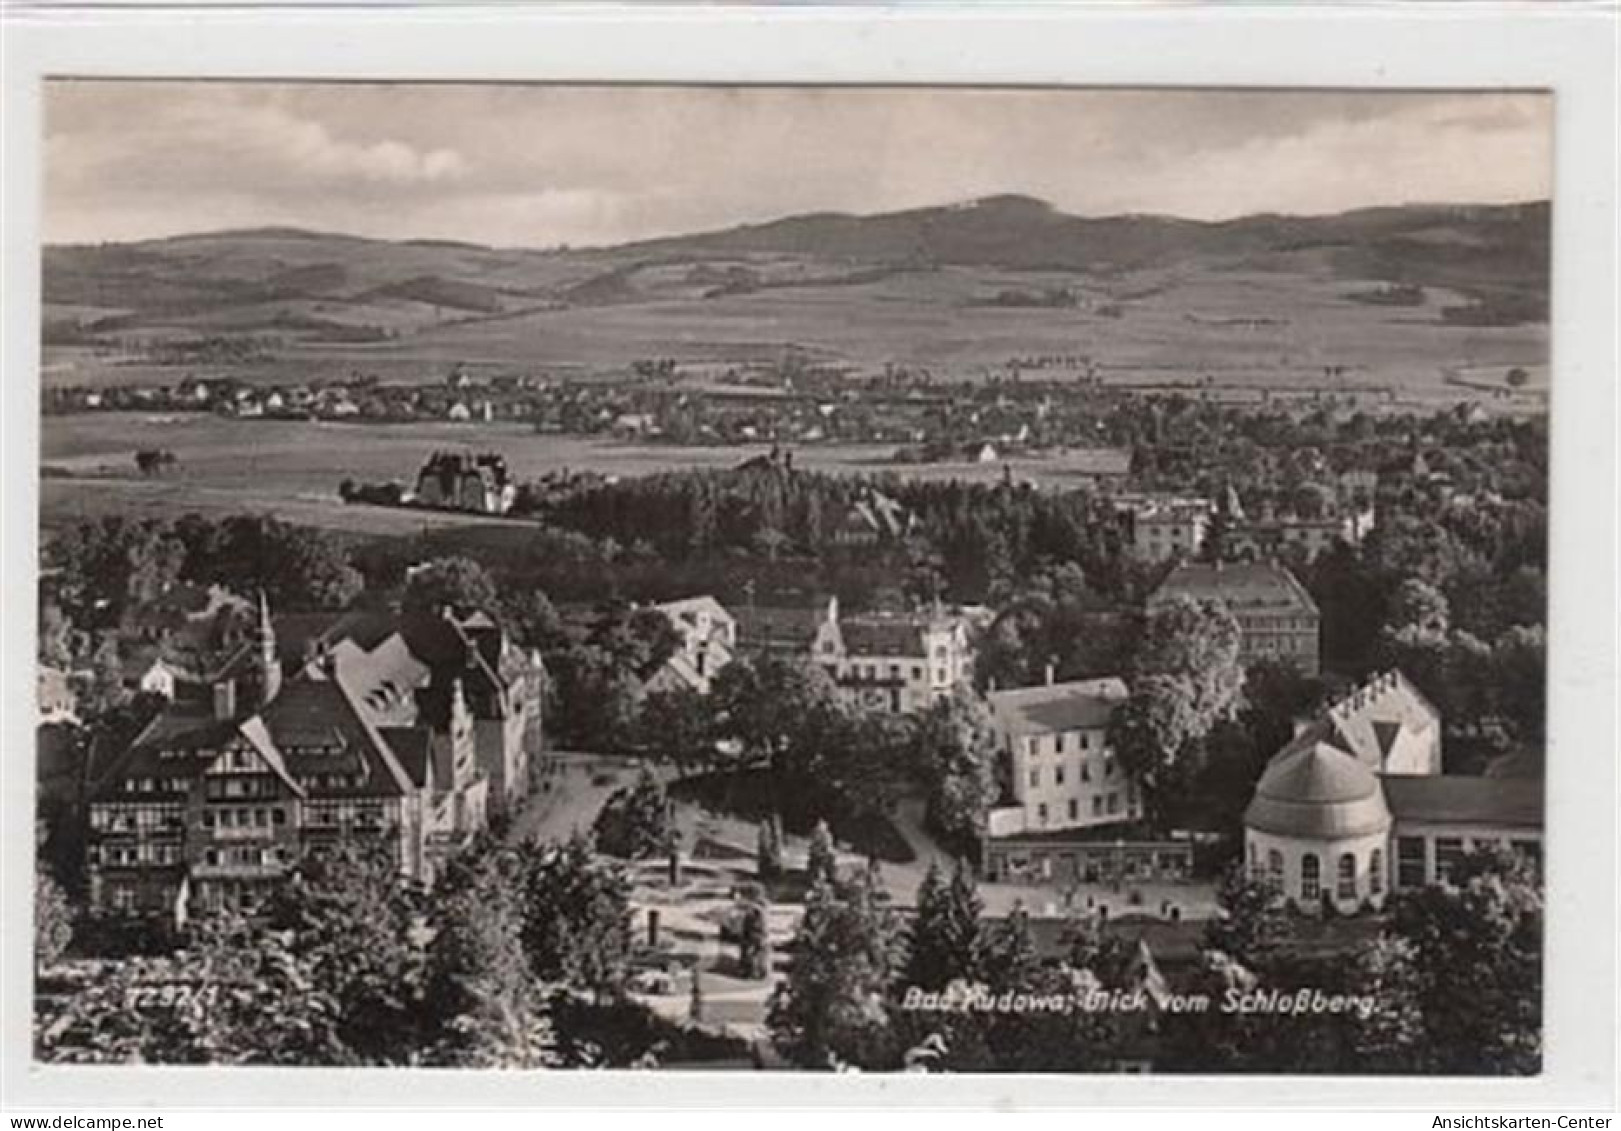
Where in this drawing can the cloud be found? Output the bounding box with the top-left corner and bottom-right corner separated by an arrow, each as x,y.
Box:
42,82 -> 1552,247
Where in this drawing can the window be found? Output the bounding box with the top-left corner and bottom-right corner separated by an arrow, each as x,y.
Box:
1080,762 -> 1091,783
272,808 -> 287,826
912,666 -> 923,679
1055,734 -> 1066,755
1037,803 -> 1049,826
1106,792 -> 1120,815
1300,854 -> 1321,901
1370,848 -> 1384,895
1337,853 -> 1356,900
1028,768 -> 1039,789
1397,837 -> 1427,888
1068,798 -> 1079,821
1267,849 -> 1284,891
1092,796 -> 1103,817
1027,737 -> 1039,757
1055,765 -> 1066,786
1511,839 -> 1541,875
1104,755 -> 1116,778
1435,837 -> 1465,882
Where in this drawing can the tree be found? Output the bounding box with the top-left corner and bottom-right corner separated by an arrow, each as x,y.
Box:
909,693 -> 999,852
502,588 -> 566,651
35,870 -> 74,969
980,902 -> 1040,991
1388,578 -> 1451,637
425,847 -> 558,1068
592,766 -> 673,860
1132,596 -> 1245,727
35,918 -> 345,1066
1365,845 -> 1542,1074
402,556 -> 501,617
903,859 -> 984,992
1203,862 -> 1290,970
1107,673 -> 1206,827
805,819 -> 838,887
518,835 -> 632,995
265,842 -> 429,1064
767,871 -> 902,1069
634,686 -> 715,770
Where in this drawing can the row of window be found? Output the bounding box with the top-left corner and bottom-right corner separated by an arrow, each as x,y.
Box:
91,805 -> 184,833
1025,731 -> 1103,757
203,806 -> 287,830
94,843 -> 183,867
201,845 -> 287,869
120,777 -> 190,795
1034,790 -> 1131,825
1253,846 -> 1383,901
1027,755 -> 1116,789
205,775 -> 281,800
1395,835 -> 1541,888
305,801 -> 389,828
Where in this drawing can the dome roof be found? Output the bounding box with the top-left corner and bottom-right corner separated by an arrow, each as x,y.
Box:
1243,741 -> 1391,840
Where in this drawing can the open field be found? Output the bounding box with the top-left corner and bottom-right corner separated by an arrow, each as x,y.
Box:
43,258 -> 1547,400
39,412 -> 1138,531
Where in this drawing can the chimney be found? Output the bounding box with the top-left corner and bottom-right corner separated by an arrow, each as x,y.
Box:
1045,663 -> 1056,687
212,679 -> 237,721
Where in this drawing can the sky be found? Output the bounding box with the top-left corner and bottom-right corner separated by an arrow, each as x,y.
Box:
44,82 -> 1553,248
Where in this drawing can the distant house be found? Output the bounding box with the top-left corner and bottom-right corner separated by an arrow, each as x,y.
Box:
1229,507 -> 1376,562
414,451 -> 517,515
645,596 -> 737,695
446,401 -> 473,422
37,665 -> 79,724
832,488 -> 917,549
1150,560 -> 1321,675
819,605 -> 976,715
1112,494 -> 1213,563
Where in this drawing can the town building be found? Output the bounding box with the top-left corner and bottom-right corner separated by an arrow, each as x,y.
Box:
816,606 -> 976,714
1242,669 -> 1540,913
1228,507 -> 1376,562
295,606 -> 545,815
979,676 -> 1188,888
831,488 -> 918,550
645,596 -> 737,695
985,676 -> 1139,835
1113,495 -> 1213,563
85,599 -> 486,919
37,665 -> 79,725
1149,561 -> 1321,675
413,451 -> 517,515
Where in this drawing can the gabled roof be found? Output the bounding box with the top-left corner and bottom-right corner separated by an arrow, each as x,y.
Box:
989,678 -> 1130,735
1275,669 -> 1440,773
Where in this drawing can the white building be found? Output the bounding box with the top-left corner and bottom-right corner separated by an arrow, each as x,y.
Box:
985,676 -> 1140,836
1243,668 -> 1540,913
647,595 -> 737,695
813,606 -> 975,714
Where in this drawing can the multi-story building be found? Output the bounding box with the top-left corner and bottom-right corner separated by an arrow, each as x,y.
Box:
985,676 -> 1140,835
831,488 -> 918,550
86,598 -> 488,919
1243,668 -> 1541,914
645,596 -> 737,695
1113,495 -> 1213,563
814,605 -> 976,714
413,451 -> 517,515
299,606 -> 545,815
1149,561 -> 1321,675
1228,507 -> 1376,562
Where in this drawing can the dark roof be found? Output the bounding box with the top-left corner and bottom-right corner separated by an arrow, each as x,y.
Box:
1383,776 -> 1543,829
380,726 -> 433,789
1151,561 -> 1318,615
735,604 -> 826,648
841,619 -> 924,658
989,678 -> 1129,735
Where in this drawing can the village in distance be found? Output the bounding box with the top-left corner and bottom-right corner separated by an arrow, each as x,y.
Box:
34,192 -> 1549,1075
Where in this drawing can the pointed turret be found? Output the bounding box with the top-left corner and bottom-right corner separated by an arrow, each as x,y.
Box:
256,589 -> 282,706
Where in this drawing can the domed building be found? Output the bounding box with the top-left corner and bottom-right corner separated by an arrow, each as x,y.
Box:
1244,740 -> 1392,913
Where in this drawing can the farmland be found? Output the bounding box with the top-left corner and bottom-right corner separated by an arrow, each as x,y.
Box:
38,413 -> 1130,533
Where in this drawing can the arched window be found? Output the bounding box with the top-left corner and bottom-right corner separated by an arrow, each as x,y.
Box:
1300,853 -> 1321,901
1247,841 -> 1258,875
1337,853 -> 1357,900
1369,848 -> 1385,895
1267,849 -> 1284,891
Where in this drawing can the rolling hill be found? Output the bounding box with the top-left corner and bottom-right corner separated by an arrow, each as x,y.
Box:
41,196 -> 1550,384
